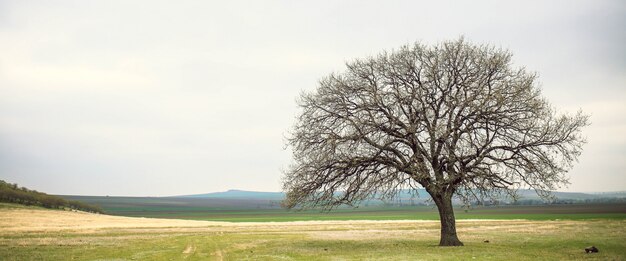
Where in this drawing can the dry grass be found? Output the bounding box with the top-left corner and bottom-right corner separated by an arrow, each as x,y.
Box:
1,207 -> 624,260
0,208 -> 579,236
0,208 -> 224,232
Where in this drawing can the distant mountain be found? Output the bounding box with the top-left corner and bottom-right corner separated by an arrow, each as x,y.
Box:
591,191 -> 626,198
173,189 -> 285,200
57,188 -> 625,217
515,190 -> 601,200
173,189 -> 432,203
61,194 -> 281,212
172,188 -> 619,204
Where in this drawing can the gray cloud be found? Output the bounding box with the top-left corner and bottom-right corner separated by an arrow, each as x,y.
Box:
1,0 -> 624,195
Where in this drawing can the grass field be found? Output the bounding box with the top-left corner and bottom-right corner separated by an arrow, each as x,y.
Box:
101,203 -> 626,222
58,194 -> 626,222
1,204 -> 625,260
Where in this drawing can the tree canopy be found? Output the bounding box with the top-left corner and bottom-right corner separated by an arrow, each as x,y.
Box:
282,38 -> 589,246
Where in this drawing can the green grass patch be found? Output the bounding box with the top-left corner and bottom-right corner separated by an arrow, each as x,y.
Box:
108,204 -> 626,222
2,220 -> 625,260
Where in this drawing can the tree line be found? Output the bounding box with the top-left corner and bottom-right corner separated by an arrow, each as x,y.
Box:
0,180 -> 103,213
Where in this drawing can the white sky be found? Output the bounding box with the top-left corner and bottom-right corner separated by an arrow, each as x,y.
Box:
1,0 -> 624,196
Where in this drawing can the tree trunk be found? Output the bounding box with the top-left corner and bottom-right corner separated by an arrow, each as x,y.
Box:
432,193 -> 463,246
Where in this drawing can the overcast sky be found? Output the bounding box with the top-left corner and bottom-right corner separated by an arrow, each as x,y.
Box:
1,0 -> 624,196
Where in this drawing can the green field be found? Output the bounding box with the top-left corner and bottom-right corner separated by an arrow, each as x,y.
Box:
2,207 -> 625,260
59,194 -> 626,222
103,203 -> 626,222
1,203 -> 625,260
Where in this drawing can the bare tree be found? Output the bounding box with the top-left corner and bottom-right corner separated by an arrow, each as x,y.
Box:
282,38 -> 589,246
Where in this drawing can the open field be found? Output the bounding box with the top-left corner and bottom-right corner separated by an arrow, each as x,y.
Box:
58,195 -> 626,222
114,204 -> 626,222
1,204 -> 625,260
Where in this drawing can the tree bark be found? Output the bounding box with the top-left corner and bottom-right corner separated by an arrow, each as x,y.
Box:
432,192 -> 464,246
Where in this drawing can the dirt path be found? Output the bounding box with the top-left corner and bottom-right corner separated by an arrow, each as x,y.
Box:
214,249 -> 224,261
182,244 -> 196,254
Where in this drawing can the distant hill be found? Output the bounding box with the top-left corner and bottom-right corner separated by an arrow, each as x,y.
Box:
514,190 -> 596,200
171,188 -> 624,205
57,188 -> 626,219
591,191 -> 626,198
174,188 -> 613,200
60,194 -> 282,209
174,189 -> 285,200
